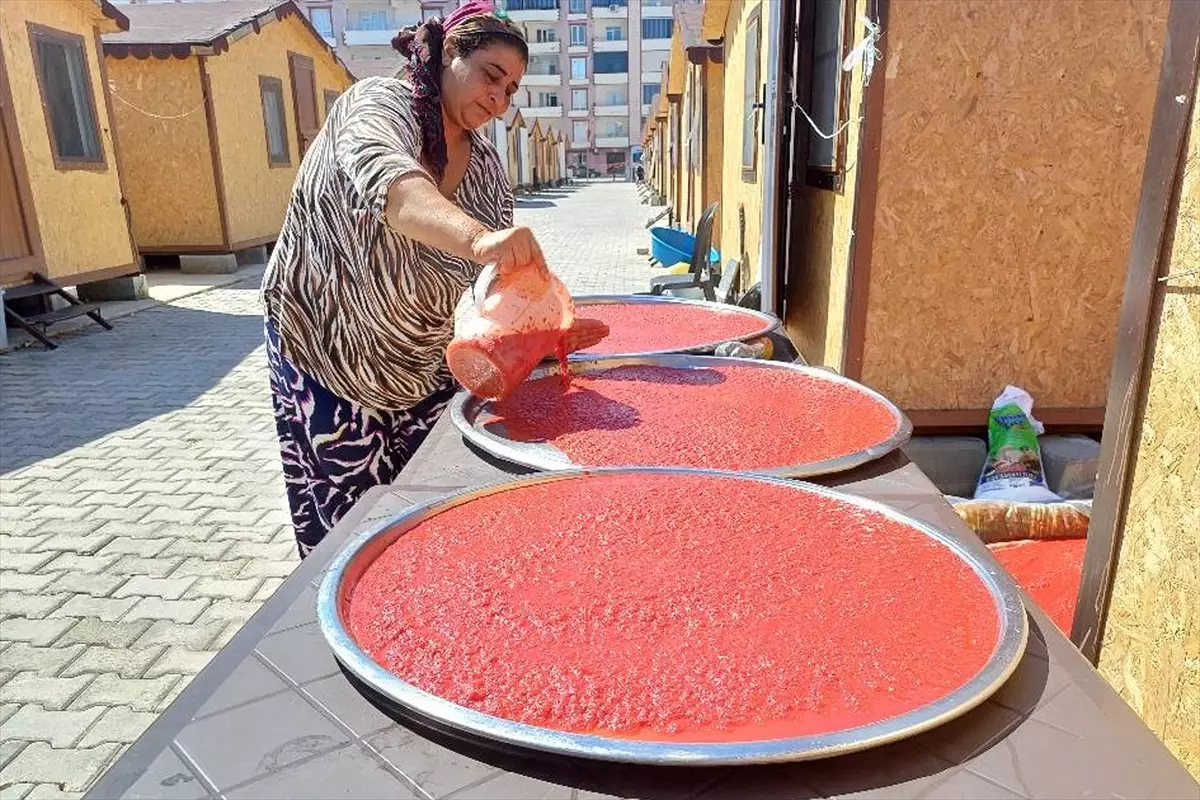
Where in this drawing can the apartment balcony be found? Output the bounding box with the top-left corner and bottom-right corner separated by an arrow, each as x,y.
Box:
568,108 -> 589,118
569,139 -> 590,150
594,103 -> 629,116
528,40 -> 561,55
343,29 -> 398,46
508,5 -> 561,23
593,38 -> 628,52
521,106 -> 565,118
569,76 -> 589,86
641,38 -> 672,51
641,70 -> 663,83
522,72 -> 564,86
593,71 -> 629,85
641,3 -> 673,18
595,135 -> 630,148
592,3 -> 628,20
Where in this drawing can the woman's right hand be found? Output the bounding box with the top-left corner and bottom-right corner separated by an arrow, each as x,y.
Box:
470,226 -> 548,278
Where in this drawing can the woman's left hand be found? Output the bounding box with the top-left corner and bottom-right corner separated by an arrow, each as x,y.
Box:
562,318 -> 609,354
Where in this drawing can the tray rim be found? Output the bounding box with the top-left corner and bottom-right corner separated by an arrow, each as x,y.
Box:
569,294 -> 781,359
317,468 -> 1029,766
448,354 -> 914,478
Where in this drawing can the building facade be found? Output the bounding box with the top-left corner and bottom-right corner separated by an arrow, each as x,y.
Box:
504,0 -> 673,178
293,0 -> 458,79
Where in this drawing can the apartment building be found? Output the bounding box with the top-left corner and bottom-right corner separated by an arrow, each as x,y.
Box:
297,0 -> 459,79
505,0 -> 673,178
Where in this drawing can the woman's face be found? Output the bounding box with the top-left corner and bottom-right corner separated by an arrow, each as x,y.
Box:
442,42 -> 526,130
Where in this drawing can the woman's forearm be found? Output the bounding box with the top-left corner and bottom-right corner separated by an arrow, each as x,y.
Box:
385,174 -> 488,260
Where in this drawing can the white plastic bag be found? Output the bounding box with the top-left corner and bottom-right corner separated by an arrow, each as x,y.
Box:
973,385 -> 1061,503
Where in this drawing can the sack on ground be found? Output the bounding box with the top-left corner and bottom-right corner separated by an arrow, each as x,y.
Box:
974,385 -> 1061,503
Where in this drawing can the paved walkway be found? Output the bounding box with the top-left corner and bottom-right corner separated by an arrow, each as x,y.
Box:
0,180 -> 657,798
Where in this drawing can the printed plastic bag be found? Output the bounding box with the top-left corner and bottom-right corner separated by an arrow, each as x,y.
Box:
973,385 -> 1061,503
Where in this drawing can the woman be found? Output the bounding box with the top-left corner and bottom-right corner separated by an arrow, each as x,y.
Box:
261,2 -> 606,557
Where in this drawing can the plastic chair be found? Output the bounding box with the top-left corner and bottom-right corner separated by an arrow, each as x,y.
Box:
664,257 -> 742,304
648,202 -> 720,300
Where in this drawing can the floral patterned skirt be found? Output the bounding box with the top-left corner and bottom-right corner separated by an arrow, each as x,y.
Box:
265,320 -> 455,557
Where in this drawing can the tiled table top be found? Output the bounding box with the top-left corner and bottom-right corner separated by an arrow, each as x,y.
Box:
86,413 -> 1198,800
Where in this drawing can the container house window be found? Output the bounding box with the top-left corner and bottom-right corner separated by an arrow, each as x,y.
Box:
571,57 -> 587,80
741,6 -> 762,180
571,88 -> 588,110
324,89 -> 340,117
309,6 -> 334,38
641,18 -> 673,39
593,52 -> 628,73
805,0 -> 853,184
260,76 -> 290,166
569,24 -> 587,45
28,24 -> 103,168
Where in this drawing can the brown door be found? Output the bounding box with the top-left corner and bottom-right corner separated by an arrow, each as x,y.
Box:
288,52 -> 319,157
0,47 -> 43,286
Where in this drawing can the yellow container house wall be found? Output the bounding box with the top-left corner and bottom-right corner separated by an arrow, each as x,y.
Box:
503,107 -> 525,190
103,1 -> 354,254
0,0 -> 137,288
759,0 -> 1168,427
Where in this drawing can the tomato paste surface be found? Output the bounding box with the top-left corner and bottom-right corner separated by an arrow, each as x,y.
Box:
348,473 -> 1000,742
491,364 -> 899,469
989,538 -> 1086,634
579,303 -> 766,355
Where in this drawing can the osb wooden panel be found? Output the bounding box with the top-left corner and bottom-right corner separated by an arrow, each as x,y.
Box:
1098,89 -> 1200,780
106,56 -> 223,249
204,13 -> 352,246
783,0 -> 869,368
703,60 -> 724,249
0,0 -> 135,277
859,0 -> 1168,410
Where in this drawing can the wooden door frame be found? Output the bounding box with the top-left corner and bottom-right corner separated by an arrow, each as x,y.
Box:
1071,0 -> 1200,663
287,51 -> 318,156
0,37 -> 46,286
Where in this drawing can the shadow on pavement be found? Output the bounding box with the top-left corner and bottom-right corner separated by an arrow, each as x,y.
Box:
0,285 -> 266,474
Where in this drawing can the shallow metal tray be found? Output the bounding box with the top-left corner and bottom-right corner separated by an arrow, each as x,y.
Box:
570,295 -> 781,359
318,468 -> 1028,766
449,355 -> 913,478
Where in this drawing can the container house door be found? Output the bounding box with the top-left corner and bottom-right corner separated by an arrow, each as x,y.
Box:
288,52 -> 319,157
0,51 -> 42,286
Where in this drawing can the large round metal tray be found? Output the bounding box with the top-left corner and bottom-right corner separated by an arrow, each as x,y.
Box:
570,295 -> 781,359
449,355 -> 913,478
318,468 -> 1028,766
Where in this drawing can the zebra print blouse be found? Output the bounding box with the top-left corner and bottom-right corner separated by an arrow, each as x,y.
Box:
261,76 -> 513,411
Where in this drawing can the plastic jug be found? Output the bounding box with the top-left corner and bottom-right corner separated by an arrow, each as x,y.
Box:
447,263 -> 575,400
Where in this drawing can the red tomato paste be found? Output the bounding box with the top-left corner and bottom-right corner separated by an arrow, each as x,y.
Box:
988,538 -> 1086,635
490,364 -> 899,470
348,473 -> 1000,742
579,303 -> 766,355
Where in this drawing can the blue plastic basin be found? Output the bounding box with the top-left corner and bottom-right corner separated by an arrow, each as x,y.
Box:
649,226 -> 719,268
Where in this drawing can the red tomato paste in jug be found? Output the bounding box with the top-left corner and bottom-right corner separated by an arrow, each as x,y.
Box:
491,364 -> 900,470
348,473 -> 999,742
579,303 -> 766,355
